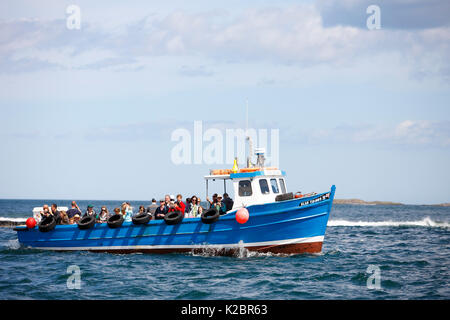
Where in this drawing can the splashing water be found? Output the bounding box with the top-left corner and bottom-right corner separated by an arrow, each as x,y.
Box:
328,217 -> 449,229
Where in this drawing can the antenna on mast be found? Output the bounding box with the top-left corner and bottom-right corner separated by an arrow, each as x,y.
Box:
245,99 -> 249,133
245,99 -> 254,168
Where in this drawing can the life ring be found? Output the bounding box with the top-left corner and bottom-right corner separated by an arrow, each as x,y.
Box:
107,214 -> 124,229
132,213 -> 151,225
294,192 -> 303,199
164,211 -> 184,225
38,215 -> 56,232
201,208 -> 220,224
77,215 -> 96,230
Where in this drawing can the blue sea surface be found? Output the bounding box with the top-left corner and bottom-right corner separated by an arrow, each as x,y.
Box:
0,199 -> 448,300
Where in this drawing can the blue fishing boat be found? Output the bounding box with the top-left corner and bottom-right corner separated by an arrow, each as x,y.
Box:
15,149 -> 336,255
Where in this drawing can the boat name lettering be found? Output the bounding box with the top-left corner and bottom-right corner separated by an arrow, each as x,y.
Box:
299,193 -> 330,207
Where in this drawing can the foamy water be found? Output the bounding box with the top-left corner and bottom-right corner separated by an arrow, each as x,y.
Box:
328,217 -> 449,228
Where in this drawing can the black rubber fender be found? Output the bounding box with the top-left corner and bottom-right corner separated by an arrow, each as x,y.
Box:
132,213 -> 151,225
77,215 -> 96,230
201,208 -> 220,224
164,211 -> 184,225
38,215 -> 56,232
107,214 -> 124,229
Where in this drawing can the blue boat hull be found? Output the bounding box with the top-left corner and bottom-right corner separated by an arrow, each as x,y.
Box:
16,186 -> 336,255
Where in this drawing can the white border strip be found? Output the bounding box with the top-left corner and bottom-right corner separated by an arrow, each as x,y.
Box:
34,236 -> 324,251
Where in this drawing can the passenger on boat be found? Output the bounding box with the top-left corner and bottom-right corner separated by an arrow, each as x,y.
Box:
51,204 -> 61,224
187,196 -> 203,218
206,194 -> 218,209
146,199 -> 158,216
138,205 -> 146,214
97,206 -> 110,223
198,197 -> 206,211
215,196 -> 227,215
175,194 -> 186,213
66,201 -> 82,219
222,193 -> 234,211
185,198 -> 191,213
84,205 -> 97,218
59,211 -> 70,225
168,194 -> 185,214
164,195 -> 171,207
155,199 -> 168,219
40,204 -> 51,218
113,207 -> 121,216
72,214 -> 81,224
121,202 -> 133,222
33,209 -> 43,223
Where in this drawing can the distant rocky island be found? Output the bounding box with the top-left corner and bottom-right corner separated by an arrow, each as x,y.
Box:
334,199 -> 450,206
433,203 -> 450,207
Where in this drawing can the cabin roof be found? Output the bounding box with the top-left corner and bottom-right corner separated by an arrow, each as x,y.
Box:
204,169 -> 285,180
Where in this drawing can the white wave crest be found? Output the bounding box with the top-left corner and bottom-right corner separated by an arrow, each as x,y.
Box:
189,241 -> 293,258
6,239 -> 21,250
328,217 -> 449,228
0,217 -> 27,222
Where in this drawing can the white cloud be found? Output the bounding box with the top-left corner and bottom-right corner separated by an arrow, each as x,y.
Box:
0,5 -> 449,82
281,120 -> 450,147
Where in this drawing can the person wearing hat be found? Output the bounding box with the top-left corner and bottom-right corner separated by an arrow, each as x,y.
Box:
215,195 -> 227,215
84,205 -> 97,219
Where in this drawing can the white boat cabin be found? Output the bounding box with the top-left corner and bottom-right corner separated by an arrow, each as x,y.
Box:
204,168 -> 288,210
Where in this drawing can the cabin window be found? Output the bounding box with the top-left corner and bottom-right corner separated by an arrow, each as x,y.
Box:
259,179 -> 270,194
270,178 -> 280,194
279,178 -> 286,194
239,180 -> 253,197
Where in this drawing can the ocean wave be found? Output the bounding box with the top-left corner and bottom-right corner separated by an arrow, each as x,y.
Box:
328,217 -> 449,228
0,217 -> 26,222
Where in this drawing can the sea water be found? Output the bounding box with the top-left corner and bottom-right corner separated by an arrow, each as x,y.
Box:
0,199 -> 448,299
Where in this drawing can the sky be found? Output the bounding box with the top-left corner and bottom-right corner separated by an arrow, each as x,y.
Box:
0,0 -> 449,204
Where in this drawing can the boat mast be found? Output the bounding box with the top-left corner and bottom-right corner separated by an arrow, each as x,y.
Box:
245,99 -> 254,168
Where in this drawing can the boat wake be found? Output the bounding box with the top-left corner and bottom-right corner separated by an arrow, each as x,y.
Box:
328,217 -> 449,229
0,217 -> 26,227
188,242 -> 294,258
